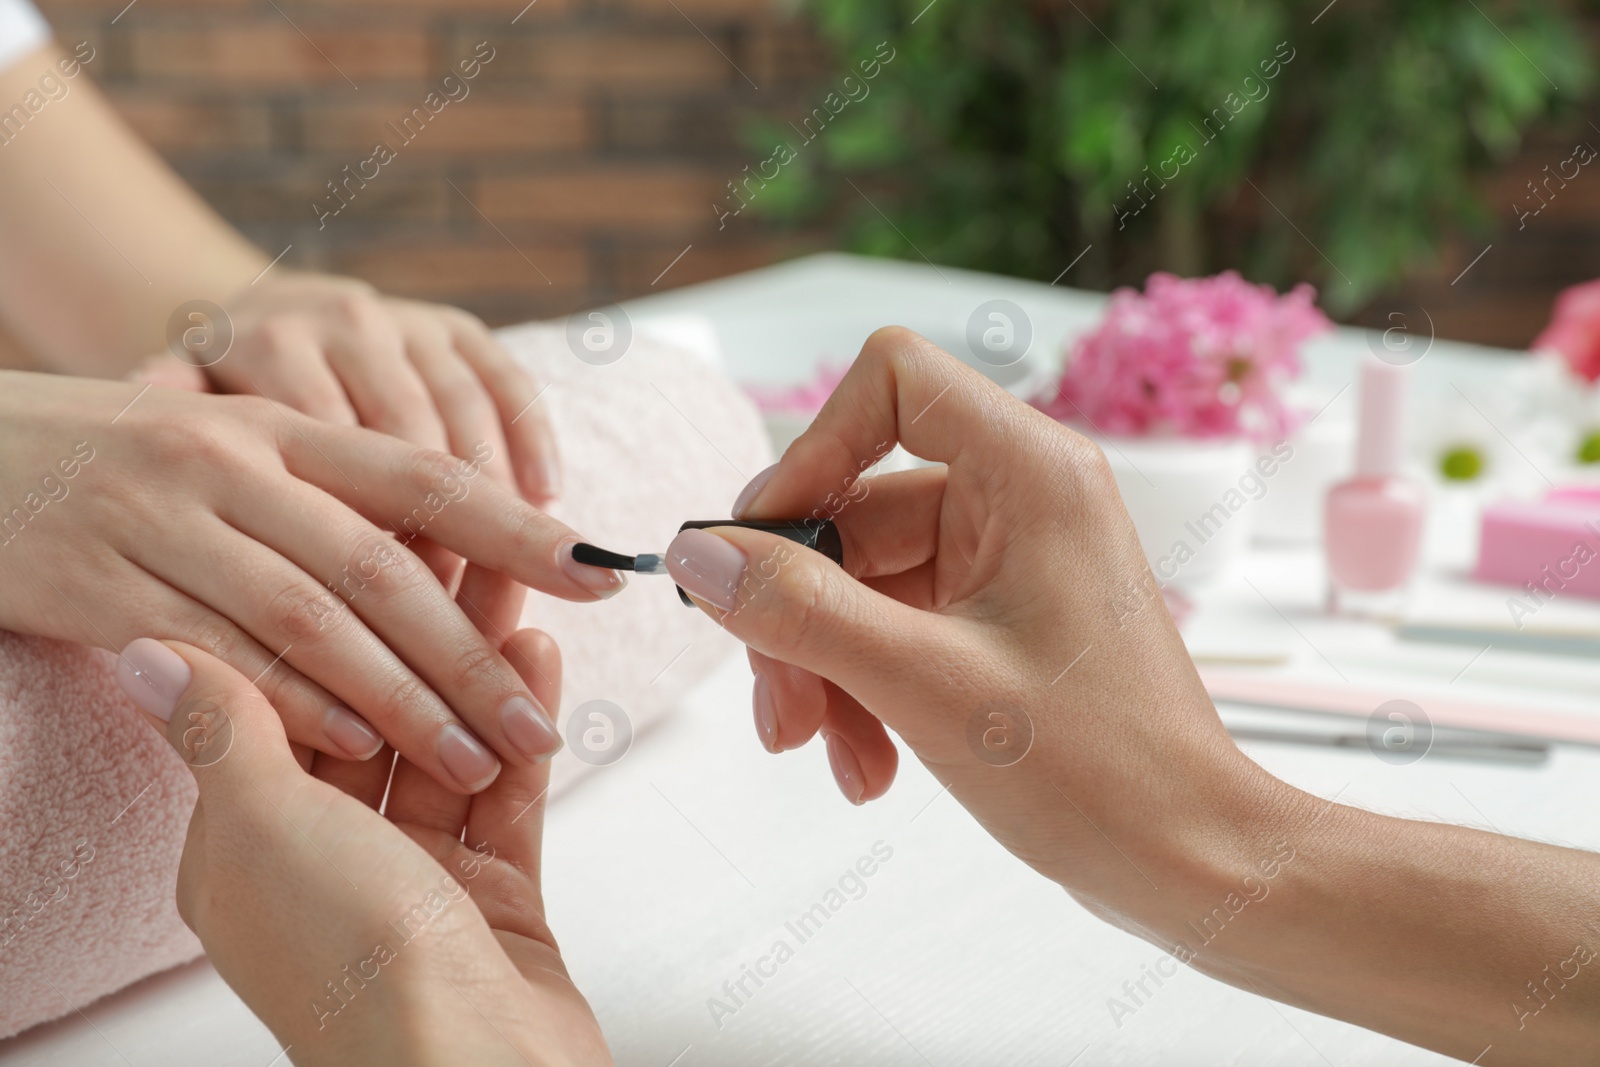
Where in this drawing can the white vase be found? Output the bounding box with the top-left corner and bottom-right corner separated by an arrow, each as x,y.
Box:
1090,434 -> 1259,588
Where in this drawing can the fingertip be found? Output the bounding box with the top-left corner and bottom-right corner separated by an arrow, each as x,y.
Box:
505,628 -> 562,720
116,640 -> 260,778
860,734 -> 898,802
732,462 -> 778,519
825,732 -> 866,805
559,541 -> 629,600
437,723 -> 503,793
323,705 -> 384,761
750,654 -> 828,752
475,341 -> 558,505
664,527 -> 747,613
511,422 -> 561,506
505,627 -> 559,672
753,673 -> 779,753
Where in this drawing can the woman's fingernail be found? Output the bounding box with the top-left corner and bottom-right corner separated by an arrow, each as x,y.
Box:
825,733 -> 865,805
665,528 -> 746,612
438,724 -> 501,792
115,639 -> 191,722
561,542 -> 627,599
500,694 -> 562,763
324,705 -> 383,760
732,463 -> 778,518
752,673 -> 779,752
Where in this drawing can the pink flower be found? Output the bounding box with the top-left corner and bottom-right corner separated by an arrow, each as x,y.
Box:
1034,271 -> 1328,441
1533,280 -> 1600,384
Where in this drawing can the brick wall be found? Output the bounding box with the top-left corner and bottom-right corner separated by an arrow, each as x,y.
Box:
36,0 -> 828,328
24,0 -> 1600,349
1362,125 -> 1600,350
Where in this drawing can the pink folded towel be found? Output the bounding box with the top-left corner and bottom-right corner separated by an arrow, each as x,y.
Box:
0,324 -> 771,1038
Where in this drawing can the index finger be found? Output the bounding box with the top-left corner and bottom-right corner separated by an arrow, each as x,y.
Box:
277,413 -> 623,601
738,326 -> 1037,520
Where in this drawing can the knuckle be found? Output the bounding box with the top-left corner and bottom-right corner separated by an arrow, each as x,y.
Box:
334,534 -> 417,601
329,293 -> 401,354
446,641 -> 504,694
253,318 -> 303,354
1058,428 -> 1116,494
246,657 -> 295,709
264,581 -> 342,643
508,503 -> 550,557
183,613 -> 238,662
283,383 -> 347,417
764,560 -> 837,655
169,687 -> 238,766
863,324 -> 918,360
442,305 -> 487,332
334,292 -> 387,332
438,378 -> 495,423
378,673 -> 435,726
158,415 -> 245,471
402,446 -> 467,495
227,393 -> 280,426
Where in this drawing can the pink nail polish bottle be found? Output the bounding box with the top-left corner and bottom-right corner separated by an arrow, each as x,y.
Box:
1324,357 -> 1426,618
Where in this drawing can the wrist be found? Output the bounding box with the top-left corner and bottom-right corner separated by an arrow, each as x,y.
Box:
1117,764 -> 1332,960
1038,738 -> 1318,954
365,968 -> 560,1067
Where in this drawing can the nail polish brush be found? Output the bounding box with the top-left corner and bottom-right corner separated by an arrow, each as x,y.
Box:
572,518 -> 844,605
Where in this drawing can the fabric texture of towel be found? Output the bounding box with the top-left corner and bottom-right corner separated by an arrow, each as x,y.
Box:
0,322 -> 771,1038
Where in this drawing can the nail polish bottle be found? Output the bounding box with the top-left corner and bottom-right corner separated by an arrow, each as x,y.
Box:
1324,357 -> 1426,618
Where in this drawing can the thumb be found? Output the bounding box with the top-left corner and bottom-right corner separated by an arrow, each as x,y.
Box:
665,527 -> 960,729
114,638 -> 300,799
125,354 -> 213,392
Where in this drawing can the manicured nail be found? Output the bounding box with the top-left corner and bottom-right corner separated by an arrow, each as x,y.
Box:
561,541 -> 626,599
752,673 -> 778,753
500,694 -> 562,763
323,705 -> 382,760
115,638 -> 191,722
825,733 -> 865,805
438,724 -> 501,791
733,462 -> 778,518
665,528 -> 747,612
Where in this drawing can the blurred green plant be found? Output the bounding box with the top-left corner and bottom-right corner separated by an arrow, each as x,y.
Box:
751,0 -> 1595,313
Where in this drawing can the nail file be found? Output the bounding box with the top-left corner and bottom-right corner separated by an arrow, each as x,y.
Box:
572,519 -> 844,605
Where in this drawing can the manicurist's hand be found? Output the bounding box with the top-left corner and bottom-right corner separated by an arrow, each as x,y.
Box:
665,328 -> 1600,1065
667,326 -> 1256,908
0,371 -> 624,795
114,618 -> 609,1066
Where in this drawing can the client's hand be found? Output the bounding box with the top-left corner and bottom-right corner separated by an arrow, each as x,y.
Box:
141,271 -> 560,505
663,327 -> 1289,923
115,624 -> 610,1067
0,371 -> 624,795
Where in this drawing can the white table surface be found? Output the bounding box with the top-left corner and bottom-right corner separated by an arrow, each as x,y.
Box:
6,253 -> 1597,1066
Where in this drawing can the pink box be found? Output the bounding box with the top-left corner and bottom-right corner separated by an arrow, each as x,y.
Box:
1475,494 -> 1600,600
